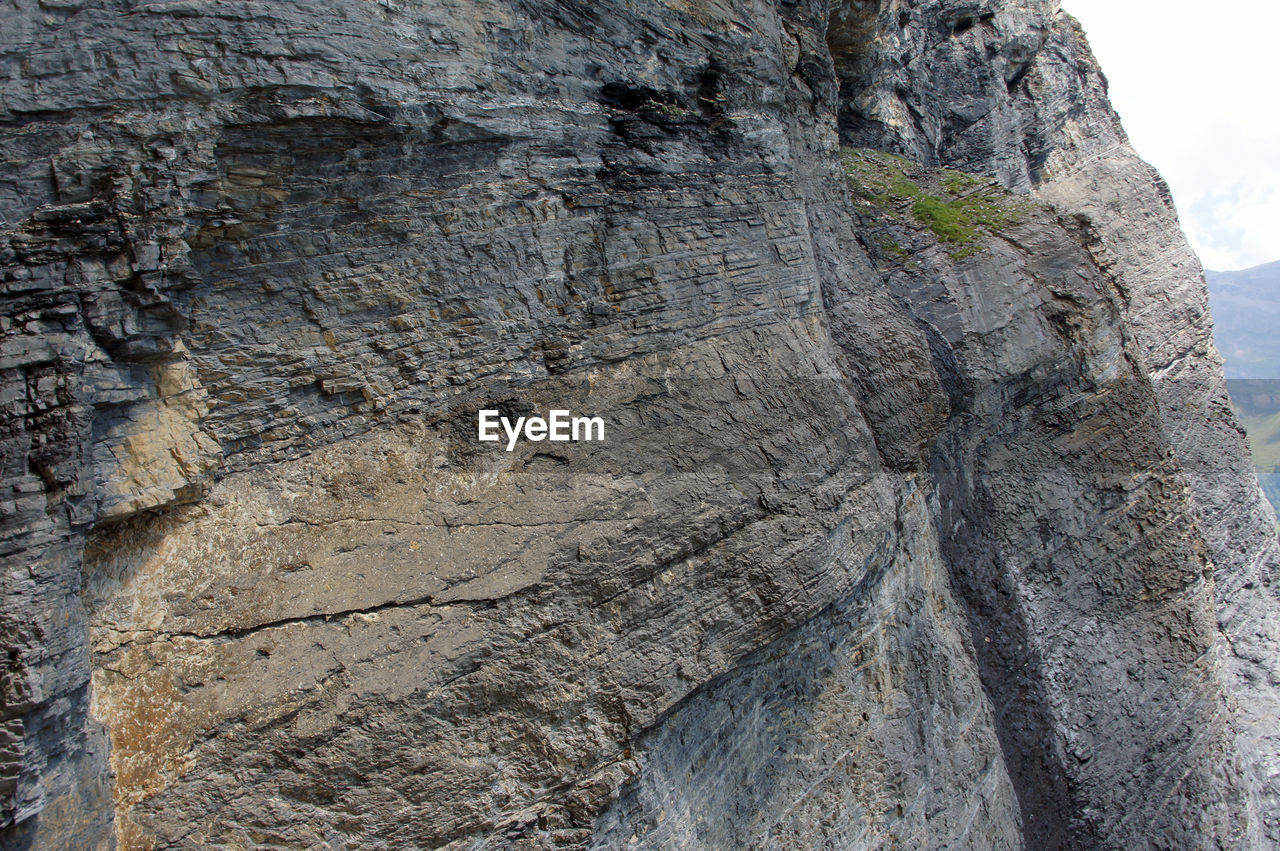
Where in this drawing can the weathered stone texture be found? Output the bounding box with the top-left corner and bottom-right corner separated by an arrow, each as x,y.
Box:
832,1 -> 1280,839
2,0 -> 1277,849
845,154 -> 1255,845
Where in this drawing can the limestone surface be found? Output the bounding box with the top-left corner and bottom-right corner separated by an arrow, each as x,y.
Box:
2,0 -> 1277,848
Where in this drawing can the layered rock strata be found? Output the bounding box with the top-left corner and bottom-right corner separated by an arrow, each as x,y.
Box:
2,0 -> 1276,848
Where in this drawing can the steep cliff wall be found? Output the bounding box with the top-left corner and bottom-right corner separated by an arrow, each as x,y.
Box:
2,0 -> 1276,848
831,1 -> 1280,839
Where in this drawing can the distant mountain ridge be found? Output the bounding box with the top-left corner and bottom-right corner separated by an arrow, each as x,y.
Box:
1209,262 -> 1280,519
1207,260 -> 1280,379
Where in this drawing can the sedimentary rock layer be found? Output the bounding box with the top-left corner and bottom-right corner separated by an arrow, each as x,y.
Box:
2,0 -> 1276,848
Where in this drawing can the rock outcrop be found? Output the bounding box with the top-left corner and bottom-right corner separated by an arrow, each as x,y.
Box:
2,0 -> 1277,848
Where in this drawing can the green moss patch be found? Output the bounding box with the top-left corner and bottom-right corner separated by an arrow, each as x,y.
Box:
840,148 -> 922,211
841,147 -> 1037,259
942,170 -> 982,195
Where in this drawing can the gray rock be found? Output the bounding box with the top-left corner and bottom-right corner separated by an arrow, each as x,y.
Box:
2,0 -> 1276,848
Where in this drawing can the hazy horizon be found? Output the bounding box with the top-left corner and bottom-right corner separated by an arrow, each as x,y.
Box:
1065,0 -> 1280,273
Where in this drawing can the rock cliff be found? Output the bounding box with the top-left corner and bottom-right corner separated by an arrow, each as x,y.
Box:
2,0 -> 1277,848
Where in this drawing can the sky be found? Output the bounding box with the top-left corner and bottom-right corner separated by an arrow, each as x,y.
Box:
1062,0 -> 1280,272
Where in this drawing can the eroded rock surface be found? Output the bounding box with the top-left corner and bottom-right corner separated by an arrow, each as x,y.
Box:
2,0 -> 1277,848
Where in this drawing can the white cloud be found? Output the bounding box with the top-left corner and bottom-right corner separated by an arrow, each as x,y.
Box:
1062,0 -> 1280,270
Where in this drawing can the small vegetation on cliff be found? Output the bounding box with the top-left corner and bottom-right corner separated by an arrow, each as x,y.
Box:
840,148 -> 1036,259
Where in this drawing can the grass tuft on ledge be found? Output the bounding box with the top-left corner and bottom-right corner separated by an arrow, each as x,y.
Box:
841,148 -> 1037,259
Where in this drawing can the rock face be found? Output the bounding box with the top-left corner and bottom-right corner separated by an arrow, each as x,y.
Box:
2,0 -> 1277,848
